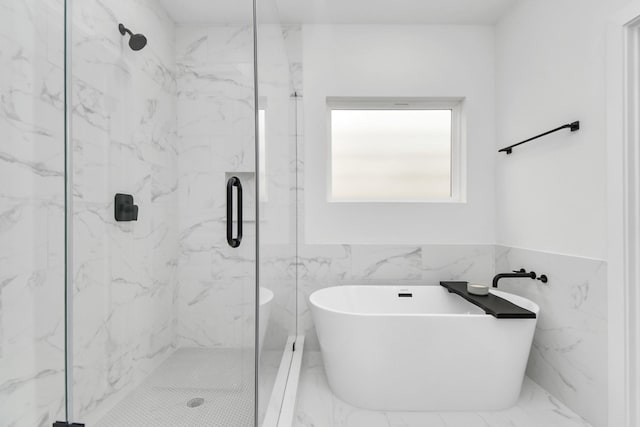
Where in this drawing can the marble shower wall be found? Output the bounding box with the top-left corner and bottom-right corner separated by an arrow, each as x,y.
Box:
175,25 -> 257,349
69,0 -> 178,423
0,0 -> 66,425
495,246 -> 607,427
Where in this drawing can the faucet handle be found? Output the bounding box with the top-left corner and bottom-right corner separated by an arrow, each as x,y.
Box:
512,268 -> 526,273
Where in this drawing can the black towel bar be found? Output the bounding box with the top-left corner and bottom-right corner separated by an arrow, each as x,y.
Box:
499,121 -> 580,154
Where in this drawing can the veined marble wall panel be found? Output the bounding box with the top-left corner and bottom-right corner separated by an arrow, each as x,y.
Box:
176,25 -> 257,349
0,0 -> 66,425
69,0 -> 178,422
495,245 -> 607,427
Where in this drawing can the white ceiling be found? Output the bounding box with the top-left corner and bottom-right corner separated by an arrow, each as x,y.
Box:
160,0 -> 520,25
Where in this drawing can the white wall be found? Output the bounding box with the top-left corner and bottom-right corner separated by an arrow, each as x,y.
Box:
495,1 -> 633,426
495,0 -> 630,260
303,25 -> 496,245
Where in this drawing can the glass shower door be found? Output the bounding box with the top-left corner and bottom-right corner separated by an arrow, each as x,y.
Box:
255,0 -> 300,424
66,0 -> 257,425
0,1 -> 67,426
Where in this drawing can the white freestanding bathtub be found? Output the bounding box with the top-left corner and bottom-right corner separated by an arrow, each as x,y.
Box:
309,285 -> 539,411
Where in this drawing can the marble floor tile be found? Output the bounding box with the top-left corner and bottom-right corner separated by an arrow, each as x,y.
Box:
294,352 -> 592,427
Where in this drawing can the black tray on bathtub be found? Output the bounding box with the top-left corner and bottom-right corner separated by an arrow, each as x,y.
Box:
440,282 -> 536,319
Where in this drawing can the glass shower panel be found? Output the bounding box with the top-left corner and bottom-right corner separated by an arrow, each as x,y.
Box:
68,0 -> 257,425
255,1 -> 299,424
0,1 -> 67,425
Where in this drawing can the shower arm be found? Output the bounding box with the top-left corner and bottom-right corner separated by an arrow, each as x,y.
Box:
119,23 -> 133,37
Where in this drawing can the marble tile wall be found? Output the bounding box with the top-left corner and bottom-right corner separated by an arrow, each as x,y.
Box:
69,0 -> 179,423
175,25 -> 257,350
495,246 -> 607,427
0,0 -> 67,425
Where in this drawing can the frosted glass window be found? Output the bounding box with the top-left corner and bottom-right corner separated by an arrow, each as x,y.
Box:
330,109 -> 453,201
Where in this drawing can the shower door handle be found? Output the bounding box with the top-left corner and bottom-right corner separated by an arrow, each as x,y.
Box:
226,176 -> 243,248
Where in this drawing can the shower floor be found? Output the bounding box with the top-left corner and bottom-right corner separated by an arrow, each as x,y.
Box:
95,347 -> 280,427
295,352 -> 593,427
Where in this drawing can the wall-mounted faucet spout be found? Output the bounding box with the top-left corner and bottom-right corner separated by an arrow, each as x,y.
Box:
492,268 -> 537,288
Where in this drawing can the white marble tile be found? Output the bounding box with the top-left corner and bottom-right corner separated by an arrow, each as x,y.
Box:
421,245 -> 495,285
69,0 -> 180,422
494,246 -> 607,427
175,24 -> 258,353
350,245 -> 422,281
295,352 -> 592,427
296,245 -> 351,350
294,352 -> 335,427
0,0 -> 67,425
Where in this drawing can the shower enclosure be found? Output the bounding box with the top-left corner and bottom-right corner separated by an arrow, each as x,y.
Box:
1,0 -> 297,425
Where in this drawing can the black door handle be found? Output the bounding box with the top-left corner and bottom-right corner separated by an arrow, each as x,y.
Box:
226,176 -> 243,248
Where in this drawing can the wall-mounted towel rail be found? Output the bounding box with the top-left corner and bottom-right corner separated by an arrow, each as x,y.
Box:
498,121 -> 580,154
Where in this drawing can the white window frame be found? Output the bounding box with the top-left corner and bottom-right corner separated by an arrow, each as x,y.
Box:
326,97 -> 465,203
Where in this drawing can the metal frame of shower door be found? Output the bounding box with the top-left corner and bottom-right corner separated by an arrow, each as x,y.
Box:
607,3 -> 640,427
63,0 -> 77,423
252,0 -> 261,425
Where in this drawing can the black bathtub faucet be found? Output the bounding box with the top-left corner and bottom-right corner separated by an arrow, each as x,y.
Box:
492,268 -> 548,288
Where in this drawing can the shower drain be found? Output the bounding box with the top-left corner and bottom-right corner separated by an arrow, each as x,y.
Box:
187,397 -> 205,408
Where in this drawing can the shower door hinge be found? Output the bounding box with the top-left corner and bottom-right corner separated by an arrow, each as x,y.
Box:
292,342 -> 296,352
53,422 -> 85,427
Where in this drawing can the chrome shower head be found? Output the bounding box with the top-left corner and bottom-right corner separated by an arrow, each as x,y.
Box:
118,23 -> 147,51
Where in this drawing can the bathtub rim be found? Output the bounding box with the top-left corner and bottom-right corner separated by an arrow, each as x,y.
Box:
309,285 -> 540,318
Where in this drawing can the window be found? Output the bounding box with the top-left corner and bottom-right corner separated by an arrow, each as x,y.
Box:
328,98 -> 462,202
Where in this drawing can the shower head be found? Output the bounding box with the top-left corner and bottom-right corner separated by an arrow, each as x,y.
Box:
118,23 -> 147,51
